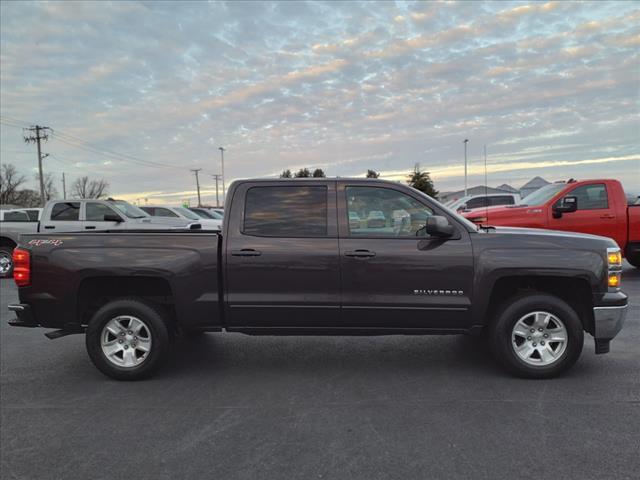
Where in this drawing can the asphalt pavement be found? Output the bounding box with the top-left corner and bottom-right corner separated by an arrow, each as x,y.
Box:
1,265 -> 639,480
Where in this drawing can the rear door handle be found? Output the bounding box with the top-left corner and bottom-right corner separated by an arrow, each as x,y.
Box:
231,249 -> 262,257
85,226 -> 96,230
344,249 -> 376,258
44,225 -> 55,229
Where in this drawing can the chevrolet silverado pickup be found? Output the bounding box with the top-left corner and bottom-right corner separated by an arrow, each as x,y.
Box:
462,179 -> 640,267
8,179 -> 629,380
0,198 -> 200,278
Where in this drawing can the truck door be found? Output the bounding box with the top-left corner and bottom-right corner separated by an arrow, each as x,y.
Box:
224,181 -> 341,328
83,202 -> 124,231
549,182 -> 621,245
338,183 -> 474,329
40,202 -> 81,232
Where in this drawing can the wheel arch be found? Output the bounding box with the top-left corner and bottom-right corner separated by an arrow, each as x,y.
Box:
478,273 -> 595,334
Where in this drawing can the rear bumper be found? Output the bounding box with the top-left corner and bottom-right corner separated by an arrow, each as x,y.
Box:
7,304 -> 39,328
593,304 -> 628,340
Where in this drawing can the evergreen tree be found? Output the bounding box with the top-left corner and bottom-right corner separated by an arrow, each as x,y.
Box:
312,168 -> 326,178
366,169 -> 380,178
294,168 -> 311,178
407,164 -> 438,198
280,169 -> 292,178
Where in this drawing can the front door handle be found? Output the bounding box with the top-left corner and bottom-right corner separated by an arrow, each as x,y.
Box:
344,249 -> 376,258
231,249 -> 262,257
44,225 -> 55,229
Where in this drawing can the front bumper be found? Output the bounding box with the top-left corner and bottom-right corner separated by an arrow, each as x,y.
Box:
593,304 -> 628,340
7,304 -> 39,328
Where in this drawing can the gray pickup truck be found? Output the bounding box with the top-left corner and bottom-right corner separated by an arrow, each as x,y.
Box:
7,178 -> 629,380
0,198 -> 199,277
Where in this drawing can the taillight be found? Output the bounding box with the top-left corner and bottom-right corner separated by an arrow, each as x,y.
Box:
13,248 -> 30,287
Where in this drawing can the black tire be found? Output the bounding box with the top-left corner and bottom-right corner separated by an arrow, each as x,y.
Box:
85,298 -> 170,380
0,245 -> 14,279
626,253 -> 640,268
489,293 -> 584,379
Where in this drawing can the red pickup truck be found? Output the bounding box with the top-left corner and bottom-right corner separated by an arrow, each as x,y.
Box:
463,179 -> 640,267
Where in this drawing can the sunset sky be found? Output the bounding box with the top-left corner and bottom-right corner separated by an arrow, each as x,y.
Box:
1,1 -> 638,205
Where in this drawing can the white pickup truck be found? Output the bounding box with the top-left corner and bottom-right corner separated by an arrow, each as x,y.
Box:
0,198 -> 200,278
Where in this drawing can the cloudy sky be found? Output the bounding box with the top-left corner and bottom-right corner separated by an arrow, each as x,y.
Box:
1,0 -> 638,205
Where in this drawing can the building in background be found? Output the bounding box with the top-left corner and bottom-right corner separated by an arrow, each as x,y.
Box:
519,176 -> 551,198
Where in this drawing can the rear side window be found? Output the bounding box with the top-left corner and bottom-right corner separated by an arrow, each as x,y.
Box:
2,211 -> 29,221
50,202 -> 80,221
244,186 -> 327,237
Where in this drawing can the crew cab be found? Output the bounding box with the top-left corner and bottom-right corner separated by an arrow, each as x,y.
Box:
0,198 -> 200,278
463,179 -> 640,267
8,179 -> 629,380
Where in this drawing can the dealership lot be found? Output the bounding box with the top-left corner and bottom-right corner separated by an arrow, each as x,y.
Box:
1,266 -> 638,480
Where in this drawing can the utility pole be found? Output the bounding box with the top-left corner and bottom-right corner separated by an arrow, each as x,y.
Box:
191,168 -> 202,207
218,147 -> 225,205
23,125 -> 52,206
211,174 -> 221,207
62,172 -> 66,199
463,139 -> 469,197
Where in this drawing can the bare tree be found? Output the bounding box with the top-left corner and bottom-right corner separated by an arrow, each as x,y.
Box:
34,173 -> 58,201
72,176 -> 109,199
0,163 -> 27,204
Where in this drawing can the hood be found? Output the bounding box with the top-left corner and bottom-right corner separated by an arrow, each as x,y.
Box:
483,225 -> 618,249
131,216 -> 196,227
462,204 -> 534,221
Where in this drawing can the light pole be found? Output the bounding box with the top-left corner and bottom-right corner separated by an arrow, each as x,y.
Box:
463,139 -> 469,197
218,147 -> 225,206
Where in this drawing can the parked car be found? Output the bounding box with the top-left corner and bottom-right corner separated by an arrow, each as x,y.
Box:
189,207 -> 224,220
366,210 -> 386,228
348,211 -> 361,230
141,205 -> 221,230
448,193 -> 520,213
0,199 -> 199,278
8,178 -> 628,380
462,179 -> 640,267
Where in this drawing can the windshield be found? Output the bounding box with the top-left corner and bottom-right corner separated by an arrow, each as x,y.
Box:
207,210 -> 223,219
520,183 -> 566,206
109,200 -> 148,219
175,207 -> 200,220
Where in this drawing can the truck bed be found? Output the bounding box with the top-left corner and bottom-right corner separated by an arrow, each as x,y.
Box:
17,231 -> 222,331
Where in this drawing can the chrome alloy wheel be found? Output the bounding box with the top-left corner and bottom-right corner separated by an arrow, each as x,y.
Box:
511,311 -> 568,366
0,252 -> 12,274
101,316 -> 152,368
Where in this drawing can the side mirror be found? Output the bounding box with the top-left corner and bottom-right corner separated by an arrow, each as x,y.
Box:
456,204 -> 466,213
103,213 -> 123,222
425,216 -> 454,238
552,196 -> 577,218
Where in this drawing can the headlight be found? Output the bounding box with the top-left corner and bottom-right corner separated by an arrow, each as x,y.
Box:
607,247 -> 622,291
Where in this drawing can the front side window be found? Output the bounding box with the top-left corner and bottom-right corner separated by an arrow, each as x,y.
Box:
50,202 -> 80,221
346,186 -> 435,237
244,186 -> 327,237
86,203 -> 121,221
560,184 -> 609,210
175,207 -> 200,220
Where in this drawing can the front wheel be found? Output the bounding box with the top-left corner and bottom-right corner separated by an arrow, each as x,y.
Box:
489,293 -> 584,379
86,298 -> 170,380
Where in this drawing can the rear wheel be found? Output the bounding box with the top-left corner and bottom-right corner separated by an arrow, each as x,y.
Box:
489,293 -> 584,378
86,298 -> 170,380
0,246 -> 14,278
